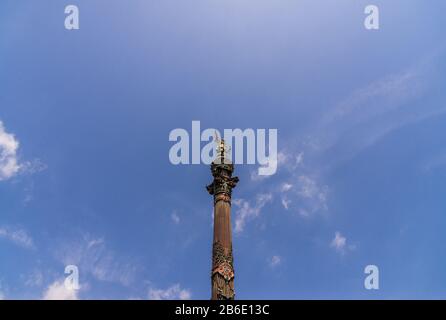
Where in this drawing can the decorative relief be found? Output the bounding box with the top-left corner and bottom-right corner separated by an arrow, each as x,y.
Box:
214,193 -> 231,204
212,242 -> 235,300
212,241 -> 234,270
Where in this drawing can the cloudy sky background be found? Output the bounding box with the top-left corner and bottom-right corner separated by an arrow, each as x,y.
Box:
1,0 -> 446,299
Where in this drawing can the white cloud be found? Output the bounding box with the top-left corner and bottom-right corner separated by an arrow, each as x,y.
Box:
297,176 -> 327,202
298,175 -> 328,214
278,174 -> 328,216
24,270 -> 44,287
248,147 -> 328,217
281,183 -> 293,192
20,158 -> 47,176
171,211 -> 180,225
233,193 -> 273,233
280,183 -> 293,210
42,280 -> 78,300
56,234 -> 138,286
277,151 -> 289,166
148,284 -> 191,300
324,70 -> 423,127
265,60 -> 438,220
295,152 -> 304,167
313,58 -> 440,165
330,231 -> 356,254
0,226 -> 34,249
250,170 -> 268,182
269,255 -> 282,268
0,121 -> 46,182
273,150 -> 304,172
330,232 -> 346,252
0,121 -> 20,181
281,198 -> 291,210
250,152 -> 288,181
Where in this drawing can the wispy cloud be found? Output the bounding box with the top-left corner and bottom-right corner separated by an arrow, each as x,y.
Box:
233,193 -> 273,233
278,164 -> 329,217
148,284 -> 191,300
254,56 -> 440,221
315,56 -> 439,165
0,226 -> 34,249
171,211 -> 180,225
23,270 -> 44,287
321,69 -> 425,128
330,232 -> 346,252
330,231 -> 355,255
0,120 -> 46,183
20,158 -> 47,176
0,120 -> 21,181
269,255 -> 282,268
421,151 -> 446,173
296,175 -> 328,216
42,280 -> 79,300
281,183 -> 293,192
251,152 -> 296,182
56,234 -> 139,287
281,198 -> 291,210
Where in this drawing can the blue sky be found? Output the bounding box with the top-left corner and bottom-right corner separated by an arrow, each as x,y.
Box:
1,0 -> 446,299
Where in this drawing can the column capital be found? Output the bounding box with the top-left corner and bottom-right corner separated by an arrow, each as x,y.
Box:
206,159 -> 239,203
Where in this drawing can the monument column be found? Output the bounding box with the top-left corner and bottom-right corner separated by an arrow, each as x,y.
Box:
206,140 -> 239,300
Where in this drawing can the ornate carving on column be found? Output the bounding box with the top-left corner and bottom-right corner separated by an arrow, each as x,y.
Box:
211,241 -> 235,300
